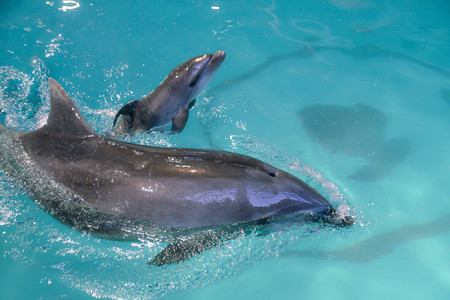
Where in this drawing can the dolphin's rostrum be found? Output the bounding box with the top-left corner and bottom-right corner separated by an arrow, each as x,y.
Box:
0,78 -> 352,265
113,51 -> 226,134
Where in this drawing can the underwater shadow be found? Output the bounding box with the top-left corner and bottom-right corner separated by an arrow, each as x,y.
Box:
208,44 -> 450,96
203,44 -> 445,151
209,47 -> 315,96
320,45 -> 450,78
282,213 -> 450,263
442,89 -> 450,107
298,103 -> 410,182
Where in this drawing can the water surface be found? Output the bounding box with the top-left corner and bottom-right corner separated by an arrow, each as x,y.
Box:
1,0 -> 449,299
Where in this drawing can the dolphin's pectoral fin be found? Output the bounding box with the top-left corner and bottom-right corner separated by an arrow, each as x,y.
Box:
171,107 -> 189,133
188,98 -> 196,110
113,100 -> 139,128
148,230 -> 236,266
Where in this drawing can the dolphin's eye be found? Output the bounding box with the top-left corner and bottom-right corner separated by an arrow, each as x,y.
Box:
267,171 -> 277,177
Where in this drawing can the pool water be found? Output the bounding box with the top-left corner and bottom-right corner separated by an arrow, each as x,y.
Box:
1,0 -> 449,299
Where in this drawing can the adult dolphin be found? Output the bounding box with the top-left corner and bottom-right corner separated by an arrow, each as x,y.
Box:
0,78 -> 352,265
113,51 -> 226,134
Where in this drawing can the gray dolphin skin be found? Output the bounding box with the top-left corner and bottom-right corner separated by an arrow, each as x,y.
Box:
113,51 -> 226,134
0,78 -> 352,265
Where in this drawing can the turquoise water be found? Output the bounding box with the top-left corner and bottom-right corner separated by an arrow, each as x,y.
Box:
1,0 -> 449,299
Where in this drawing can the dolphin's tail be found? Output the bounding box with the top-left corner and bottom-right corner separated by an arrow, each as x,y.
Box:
113,100 -> 139,127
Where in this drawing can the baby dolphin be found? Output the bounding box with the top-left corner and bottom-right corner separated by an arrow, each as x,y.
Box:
113,51 -> 226,134
0,79 -> 352,265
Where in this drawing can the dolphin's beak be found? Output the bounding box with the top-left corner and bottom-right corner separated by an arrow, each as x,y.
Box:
209,51 -> 226,67
199,51 -> 225,78
193,51 -> 226,83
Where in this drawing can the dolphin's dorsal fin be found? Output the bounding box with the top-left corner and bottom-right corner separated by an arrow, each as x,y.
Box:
43,78 -> 99,137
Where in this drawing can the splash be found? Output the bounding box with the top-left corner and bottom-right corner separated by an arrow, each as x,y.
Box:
59,1 -> 80,12
45,34 -> 66,58
0,59 -> 49,130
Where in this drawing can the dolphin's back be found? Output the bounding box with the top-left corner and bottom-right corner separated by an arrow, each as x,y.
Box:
20,129 -> 331,227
